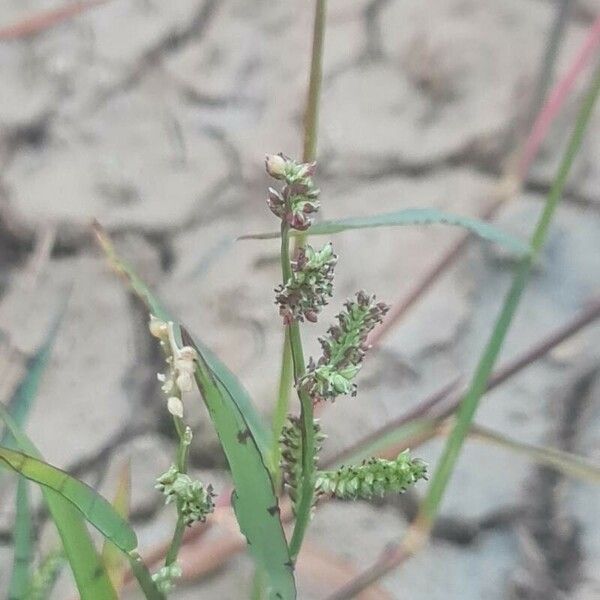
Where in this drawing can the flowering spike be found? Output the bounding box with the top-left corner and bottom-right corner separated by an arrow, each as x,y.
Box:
279,416 -> 325,514
155,466 -> 215,526
265,153 -> 320,230
149,316 -> 199,412
315,450 -> 427,501
275,242 -> 337,324
299,292 -> 390,402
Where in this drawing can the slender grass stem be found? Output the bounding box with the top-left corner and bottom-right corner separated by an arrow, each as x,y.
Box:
521,0 -> 572,143
268,0 -> 327,572
164,413 -> 190,568
128,551 -> 166,600
417,60 -> 600,527
272,0 -> 328,457
173,415 -> 190,474
271,336 -> 293,482
327,60 -> 600,600
302,0 -> 327,164
279,223 -> 317,562
164,516 -> 186,567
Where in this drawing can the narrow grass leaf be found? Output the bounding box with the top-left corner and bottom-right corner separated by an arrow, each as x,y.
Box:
469,423 -> 600,484
93,221 -> 272,462
421,64 -> 600,524
341,417 -> 600,486
0,445 -> 164,595
0,447 -> 136,552
102,461 -> 131,591
8,477 -> 32,600
331,419 -> 439,467
4,295 -> 67,599
182,328 -> 296,600
0,403 -> 119,600
240,209 -> 530,256
1,293 -> 68,448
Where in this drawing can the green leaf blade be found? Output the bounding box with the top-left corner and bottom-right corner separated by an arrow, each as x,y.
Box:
102,462 -> 131,592
1,295 -> 68,449
0,447 -> 137,552
183,328 -> 296,600
240,208 -> 530,257
0,417 -> 140,600
45,494 -> 119,600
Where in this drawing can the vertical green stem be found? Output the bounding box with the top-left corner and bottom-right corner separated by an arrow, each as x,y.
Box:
271,0 -> 328,455
302,0 -> 328,164
419,61 -> 600,528
268,0 -> 328,569
128,551 -> 166,600
271,336 -> 293,482
164,413 -> 190,567
164,517 -> 186,567
279,223 -> 317,562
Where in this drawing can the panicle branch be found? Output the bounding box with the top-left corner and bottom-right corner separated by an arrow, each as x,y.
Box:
275,242 -> 337,324
316,451 -> 427,501
300,292 -> 389,402
265,153 -> 320,231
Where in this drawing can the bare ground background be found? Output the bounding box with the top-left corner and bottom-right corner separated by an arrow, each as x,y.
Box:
0,1 -> 600,598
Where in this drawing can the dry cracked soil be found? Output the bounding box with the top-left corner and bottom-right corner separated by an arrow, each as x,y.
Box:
0,1 -> 600,599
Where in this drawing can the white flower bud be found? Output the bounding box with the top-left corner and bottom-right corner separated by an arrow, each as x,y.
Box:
176,372 -> 193,393
265,153 -> 288,179
178,346 -> 198,364
175,357 -> 195,372
167,396 -> 184,419
161,379 -> 175,395
149,315 -> 168,339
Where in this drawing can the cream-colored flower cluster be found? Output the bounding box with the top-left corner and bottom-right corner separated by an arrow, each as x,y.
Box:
149,316 -> 198,420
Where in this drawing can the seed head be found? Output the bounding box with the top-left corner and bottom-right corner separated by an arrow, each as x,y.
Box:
265,153 -> 288,179
265,153 -> 320,230
315,450 -> 427,500
275,242 -> 337,324
300,291 -> 389,402
156,466 -> 215,526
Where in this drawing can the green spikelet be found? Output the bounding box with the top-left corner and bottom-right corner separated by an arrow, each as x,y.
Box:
265,153 -> 320,231
300,291 -> 389,403
151,563 -> 182,593
279,416 -> 324,513
155,466 -> 215,526
315,450 -> 427,500
275,242 -> 337,324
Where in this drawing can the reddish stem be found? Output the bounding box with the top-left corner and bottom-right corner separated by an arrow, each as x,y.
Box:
518,14 -> 600,178
0,0 -> 108,40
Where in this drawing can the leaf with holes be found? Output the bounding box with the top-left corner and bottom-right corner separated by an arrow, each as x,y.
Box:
182,327 -> 296,600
